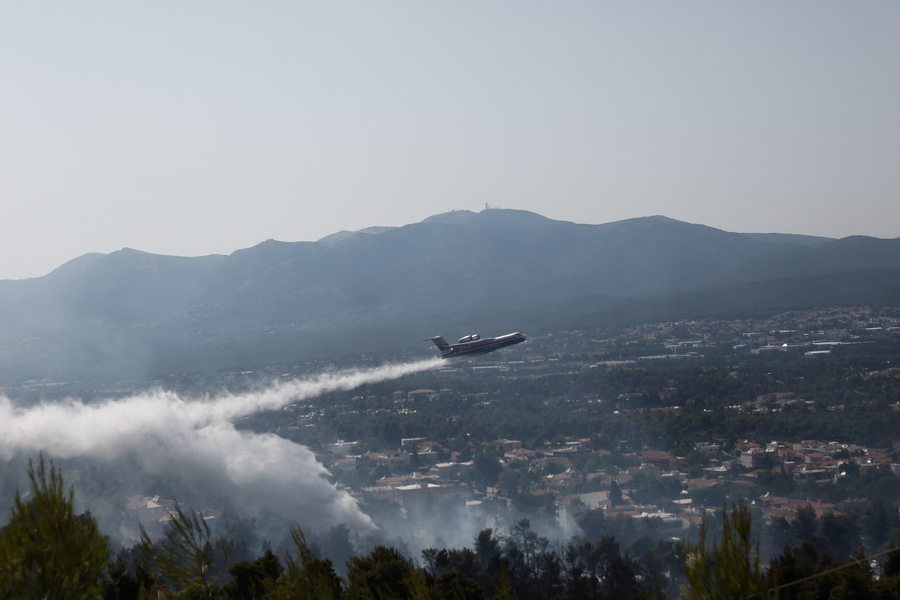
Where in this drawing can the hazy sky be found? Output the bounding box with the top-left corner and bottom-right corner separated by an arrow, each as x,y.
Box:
2,2 -> 898,279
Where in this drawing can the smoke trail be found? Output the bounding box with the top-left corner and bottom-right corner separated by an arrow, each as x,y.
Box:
0,357 -> 441,533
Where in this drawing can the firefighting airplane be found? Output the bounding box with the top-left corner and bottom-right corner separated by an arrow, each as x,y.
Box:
425,331 -> 526,359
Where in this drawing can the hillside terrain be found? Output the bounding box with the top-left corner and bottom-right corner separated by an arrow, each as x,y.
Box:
1,209 -> 898,383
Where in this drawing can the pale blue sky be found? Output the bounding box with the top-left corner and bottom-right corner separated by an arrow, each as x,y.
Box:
2,2 -> 898,279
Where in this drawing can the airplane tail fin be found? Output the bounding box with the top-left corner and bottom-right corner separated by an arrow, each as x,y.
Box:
425,336 -> 450,351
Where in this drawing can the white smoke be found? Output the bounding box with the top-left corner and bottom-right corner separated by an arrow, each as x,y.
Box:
0,358 -> 441,533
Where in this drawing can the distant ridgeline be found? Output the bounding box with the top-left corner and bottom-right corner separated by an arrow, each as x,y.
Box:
0,209 -> 898,382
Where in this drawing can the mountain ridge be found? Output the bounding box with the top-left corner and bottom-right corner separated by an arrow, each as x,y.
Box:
0,209 -> 896,383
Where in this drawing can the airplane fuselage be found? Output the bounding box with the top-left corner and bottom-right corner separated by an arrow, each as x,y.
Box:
425,332 -> 526,359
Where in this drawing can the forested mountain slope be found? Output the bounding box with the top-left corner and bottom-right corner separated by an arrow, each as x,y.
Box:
0,209 -> 896,382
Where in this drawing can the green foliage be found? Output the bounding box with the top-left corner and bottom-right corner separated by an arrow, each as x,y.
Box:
764,538 -> 900,599
312,524 -> 356,576
826,547 -> 874,600
510,492 -> 555,516
0,455 -> 110,600
345,545 -> 415,600
471,450 -> 502,490
497,469 -> 522,496
138,504 -> 229,598
431,570 -> 484,600
492,566 -> 517,600
100,550 -> 156,600
271,527 -> 343,600
608,479 -> 624,507
560,533 -> 652,599
222,549 -> 283,600
680,499 -> 765,600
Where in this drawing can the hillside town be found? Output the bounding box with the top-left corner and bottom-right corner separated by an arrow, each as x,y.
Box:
231,306 -> 900,554
6,306 -> 900,599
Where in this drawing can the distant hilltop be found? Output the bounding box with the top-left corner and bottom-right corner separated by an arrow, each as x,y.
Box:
1,209 -> 899,383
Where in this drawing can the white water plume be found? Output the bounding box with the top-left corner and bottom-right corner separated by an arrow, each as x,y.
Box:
0,358 -> 441,532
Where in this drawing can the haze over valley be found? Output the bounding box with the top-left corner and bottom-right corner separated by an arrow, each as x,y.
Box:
5,3 -> 900,595
2,209 -> 898,384
2,209 -> 900,598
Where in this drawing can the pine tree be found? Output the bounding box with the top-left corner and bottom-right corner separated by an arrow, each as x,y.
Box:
345,545 -> 415,600
270,527 -> 343,600
0,455 -> 110,599
680,499 -> 767,600
138,503 -> 229,598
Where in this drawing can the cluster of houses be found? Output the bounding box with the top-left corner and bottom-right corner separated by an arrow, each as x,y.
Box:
321,433 -> 900,540
125,426 -> 899,542
737,438 -> 900,481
